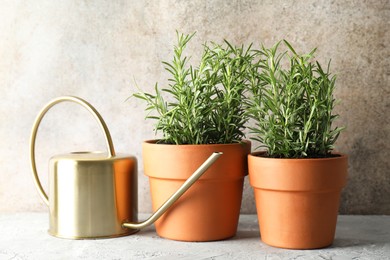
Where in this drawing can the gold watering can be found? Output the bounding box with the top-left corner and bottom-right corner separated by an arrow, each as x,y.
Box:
30,96 -> 222,239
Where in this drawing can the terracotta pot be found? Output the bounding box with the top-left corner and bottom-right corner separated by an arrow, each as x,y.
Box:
142,140 -> 251,242
248,152 -> 348,249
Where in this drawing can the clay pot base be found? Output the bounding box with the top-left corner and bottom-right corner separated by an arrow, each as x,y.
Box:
256,190 -> 341,249
150,178 -> 244,242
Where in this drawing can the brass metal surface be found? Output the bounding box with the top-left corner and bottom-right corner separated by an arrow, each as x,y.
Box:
30,96 -> 222,239
49,152 -> 138,238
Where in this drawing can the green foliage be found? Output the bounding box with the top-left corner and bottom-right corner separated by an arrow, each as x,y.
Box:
133,32 -> 253,144
247,40 -> 344,158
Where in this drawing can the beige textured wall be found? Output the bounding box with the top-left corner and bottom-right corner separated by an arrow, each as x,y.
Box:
0,0 -> 389,214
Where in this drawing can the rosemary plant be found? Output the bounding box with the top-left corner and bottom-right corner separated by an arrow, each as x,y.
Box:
133,32 -> 253,144
247,40 -> 344,158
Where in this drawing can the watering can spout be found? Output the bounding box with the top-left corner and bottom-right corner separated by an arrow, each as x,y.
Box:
122,151 -> 222,230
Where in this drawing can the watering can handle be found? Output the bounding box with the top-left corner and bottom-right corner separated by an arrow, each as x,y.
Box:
29,96 -> 116,206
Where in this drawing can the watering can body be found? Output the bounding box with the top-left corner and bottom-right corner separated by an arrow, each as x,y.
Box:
48,153 -> 138,238
30,96 -> 221,239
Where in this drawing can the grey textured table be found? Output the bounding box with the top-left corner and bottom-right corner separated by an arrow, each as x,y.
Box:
0,213 -> 389,259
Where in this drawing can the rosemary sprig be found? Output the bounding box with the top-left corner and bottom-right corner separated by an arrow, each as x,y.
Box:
247,40 -> 344,158
133,32 -> 252,144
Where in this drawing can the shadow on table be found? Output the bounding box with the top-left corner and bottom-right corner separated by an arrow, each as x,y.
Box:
132,229 -> 260,243
231,230 -> 260,241
331,237 -> 389,249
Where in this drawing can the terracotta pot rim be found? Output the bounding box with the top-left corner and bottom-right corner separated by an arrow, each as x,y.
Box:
144,139 -> 251,148
249,151 -> 347,161
143,139 -> 251,180
248,150 -> 348,191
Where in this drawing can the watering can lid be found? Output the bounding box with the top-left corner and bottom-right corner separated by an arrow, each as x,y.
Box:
50,151 -> 135,162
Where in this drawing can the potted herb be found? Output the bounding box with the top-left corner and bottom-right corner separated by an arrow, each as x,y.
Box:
133,32 -> 251,241
246,40 -> 348,249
